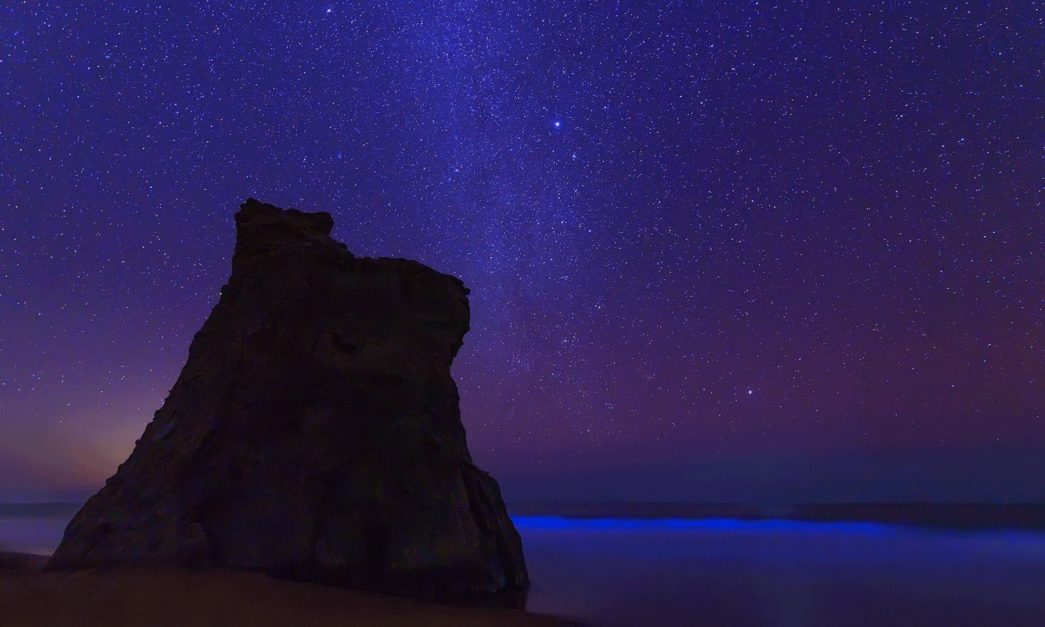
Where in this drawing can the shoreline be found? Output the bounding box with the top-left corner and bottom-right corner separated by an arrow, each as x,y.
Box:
7,501 -> 1045,532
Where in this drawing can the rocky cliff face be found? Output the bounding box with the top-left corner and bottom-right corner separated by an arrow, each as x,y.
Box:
47,199 -> 528,597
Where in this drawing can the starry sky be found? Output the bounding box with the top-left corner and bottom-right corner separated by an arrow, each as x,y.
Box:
1,2 -> 1042,503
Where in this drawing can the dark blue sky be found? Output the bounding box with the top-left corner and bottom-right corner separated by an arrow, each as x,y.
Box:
1,2 -> 1041,502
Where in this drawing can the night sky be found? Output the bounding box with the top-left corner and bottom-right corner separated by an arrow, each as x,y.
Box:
1,2 -> 1041,503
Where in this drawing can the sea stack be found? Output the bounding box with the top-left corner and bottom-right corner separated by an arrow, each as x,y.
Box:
47,199 -> 528,597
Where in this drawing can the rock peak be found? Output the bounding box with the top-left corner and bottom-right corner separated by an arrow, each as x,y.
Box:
236,198 -> 335,238
231,199 -> 350,273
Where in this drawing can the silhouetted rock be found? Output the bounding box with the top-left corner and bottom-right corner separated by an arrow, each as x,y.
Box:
47,199 -> 528,598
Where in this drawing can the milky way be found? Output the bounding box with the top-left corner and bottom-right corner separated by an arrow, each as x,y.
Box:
1,2 -> 1041,502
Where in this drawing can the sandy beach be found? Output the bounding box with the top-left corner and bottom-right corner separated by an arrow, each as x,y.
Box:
0,553 -> 569,627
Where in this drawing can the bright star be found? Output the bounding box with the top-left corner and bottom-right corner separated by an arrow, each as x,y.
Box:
553,120 -> 562,129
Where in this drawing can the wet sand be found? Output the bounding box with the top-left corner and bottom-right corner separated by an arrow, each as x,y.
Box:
0,553 -> 570,627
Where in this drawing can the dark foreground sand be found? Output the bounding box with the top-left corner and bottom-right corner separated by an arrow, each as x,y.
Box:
0,553 -> 570,627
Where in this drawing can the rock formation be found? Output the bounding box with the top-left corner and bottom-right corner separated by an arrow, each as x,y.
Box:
47,199 -> 528,598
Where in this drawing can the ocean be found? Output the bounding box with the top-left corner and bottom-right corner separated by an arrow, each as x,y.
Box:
4,505 -> 1045,626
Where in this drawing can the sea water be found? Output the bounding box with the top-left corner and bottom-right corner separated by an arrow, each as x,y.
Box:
516,516 -> 1045,626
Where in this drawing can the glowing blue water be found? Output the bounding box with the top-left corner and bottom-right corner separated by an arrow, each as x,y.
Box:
513,516 -> 1045,626
514,515 -> 894,533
